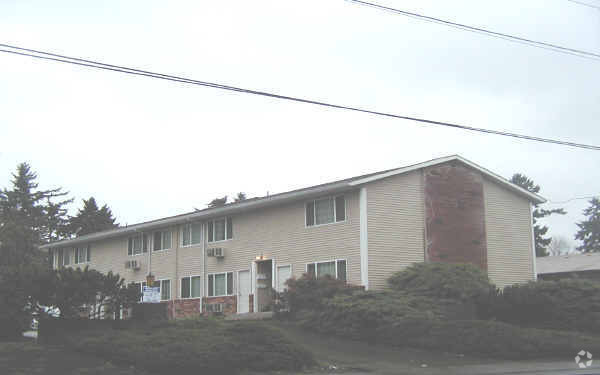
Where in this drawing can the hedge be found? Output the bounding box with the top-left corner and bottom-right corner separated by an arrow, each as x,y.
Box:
488,279 -> 600,333
64,319 -> 315,374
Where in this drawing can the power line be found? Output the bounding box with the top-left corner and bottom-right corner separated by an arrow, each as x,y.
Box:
346,0 -> 600,61
566,0 -> 600,10
1,43 -> 600,151
548,195 -> 600,204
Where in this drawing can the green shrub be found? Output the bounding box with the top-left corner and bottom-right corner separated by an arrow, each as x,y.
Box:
492,279 -> 600,333
387,262 -> 495,301
65,319 -> 315,374
295,290 -> 472,340
282,274 -> 363,314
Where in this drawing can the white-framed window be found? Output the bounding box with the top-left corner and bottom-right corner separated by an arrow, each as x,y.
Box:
153,230 -> 171,252
207,272 -> 233,297
133,281 -> 148,302
181,276 -> 202,299
127,234 -> 148,256
74,246 -> 90,264
63,248 -> 71,266
181,222 -> 202,247
306,195 -> 346,227
152,279 -> 171,301
306,259 -> 347,281
207,218 -> 233,242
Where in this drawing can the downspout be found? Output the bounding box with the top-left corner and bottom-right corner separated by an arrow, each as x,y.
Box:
173,225 -> 178,319
202,222 -> 206,314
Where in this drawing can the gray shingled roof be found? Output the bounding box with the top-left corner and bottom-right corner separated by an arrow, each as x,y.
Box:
536,252 -> 600,274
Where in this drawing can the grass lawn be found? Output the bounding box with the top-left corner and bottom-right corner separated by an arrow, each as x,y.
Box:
0,339 -> 150,375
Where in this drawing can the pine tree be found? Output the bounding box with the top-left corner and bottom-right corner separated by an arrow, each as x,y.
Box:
510,173 -> 566,257
0,163 -> 71,337
575,198 -> 600,253
69,197 -> 118,236
207,196 -> 228,208
234,192 -> 247,202
0,163 -> 72,263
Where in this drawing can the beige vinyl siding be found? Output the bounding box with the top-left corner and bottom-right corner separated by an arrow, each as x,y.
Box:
367,170 -> 425,290
204,190 -> 361,291
484,178 -> 535,287
60,227 -> 181,298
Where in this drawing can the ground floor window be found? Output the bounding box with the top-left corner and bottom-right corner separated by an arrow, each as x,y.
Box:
181,276 -> 202,298
207,272 -> 233,297
151,279 -> 171,301
306,259 -> 347,281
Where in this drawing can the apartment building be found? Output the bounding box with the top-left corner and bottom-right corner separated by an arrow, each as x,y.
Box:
40,155 -> 545,317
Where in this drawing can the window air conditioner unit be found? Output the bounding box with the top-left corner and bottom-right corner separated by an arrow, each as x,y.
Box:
206,303 -> 224,313
207,248 -> 224,258
125,260 -> 141,270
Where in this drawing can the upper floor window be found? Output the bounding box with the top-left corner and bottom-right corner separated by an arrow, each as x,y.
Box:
128,234 -> 148,256
74,246 -> 90,264
306,259 -> 347,281
207,218 -> 232,243
181,222 -> 202,247
153,230 -> 171,251
306,195 -> 346,226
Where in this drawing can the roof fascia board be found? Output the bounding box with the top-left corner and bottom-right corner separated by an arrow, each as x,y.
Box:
39,182 -> 354,249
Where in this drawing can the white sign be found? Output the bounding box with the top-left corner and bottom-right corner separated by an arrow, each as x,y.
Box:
142,286 -> 161,303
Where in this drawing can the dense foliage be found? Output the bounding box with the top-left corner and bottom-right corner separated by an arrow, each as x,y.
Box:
64,319 -> 315,374
387,262 -> 495,302
575,197 -> 600,253
486,279 -> 600,333
37,266 -> 141,320
510,173 -> 566,257
69,197 -> 118,236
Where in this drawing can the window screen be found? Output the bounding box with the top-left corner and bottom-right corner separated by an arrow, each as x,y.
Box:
181,277 -> 191,298
335,196 -> 346,222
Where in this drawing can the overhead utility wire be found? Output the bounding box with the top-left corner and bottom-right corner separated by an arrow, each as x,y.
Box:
547,194 -> 600,204
566,0 -> 600,10
346,0 -> 600,61
1,44 -> 600,151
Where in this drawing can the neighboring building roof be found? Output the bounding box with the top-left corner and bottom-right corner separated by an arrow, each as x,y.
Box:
39,155 -> 545,249
536,252 -> 600,274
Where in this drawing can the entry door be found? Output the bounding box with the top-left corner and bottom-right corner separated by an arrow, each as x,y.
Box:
276,265 -> 292,292
238,270 -> 251,313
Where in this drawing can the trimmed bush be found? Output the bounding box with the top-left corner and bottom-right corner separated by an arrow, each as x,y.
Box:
491,279 -> 600,333
387,262 -> 495,301
295,290 -> 473,340
282,274 -> 363,314
64,319 -> 315,374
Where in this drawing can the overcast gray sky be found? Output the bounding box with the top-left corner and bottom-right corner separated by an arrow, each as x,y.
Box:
1,0 -> 599,250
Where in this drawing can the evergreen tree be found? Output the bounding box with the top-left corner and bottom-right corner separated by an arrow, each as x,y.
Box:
575,198 -> 600,253
69,197 -> 118,236
0,163 -> 71,337
207,196 -> 228,208
234,192 -> 247,202
0,163 -> 72,262
510,173 -> 566,257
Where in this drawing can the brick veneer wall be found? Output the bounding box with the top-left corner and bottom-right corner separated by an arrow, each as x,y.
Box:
203,295 -> 237,316
167,298 -> 202,319
424,162 -> 488,270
